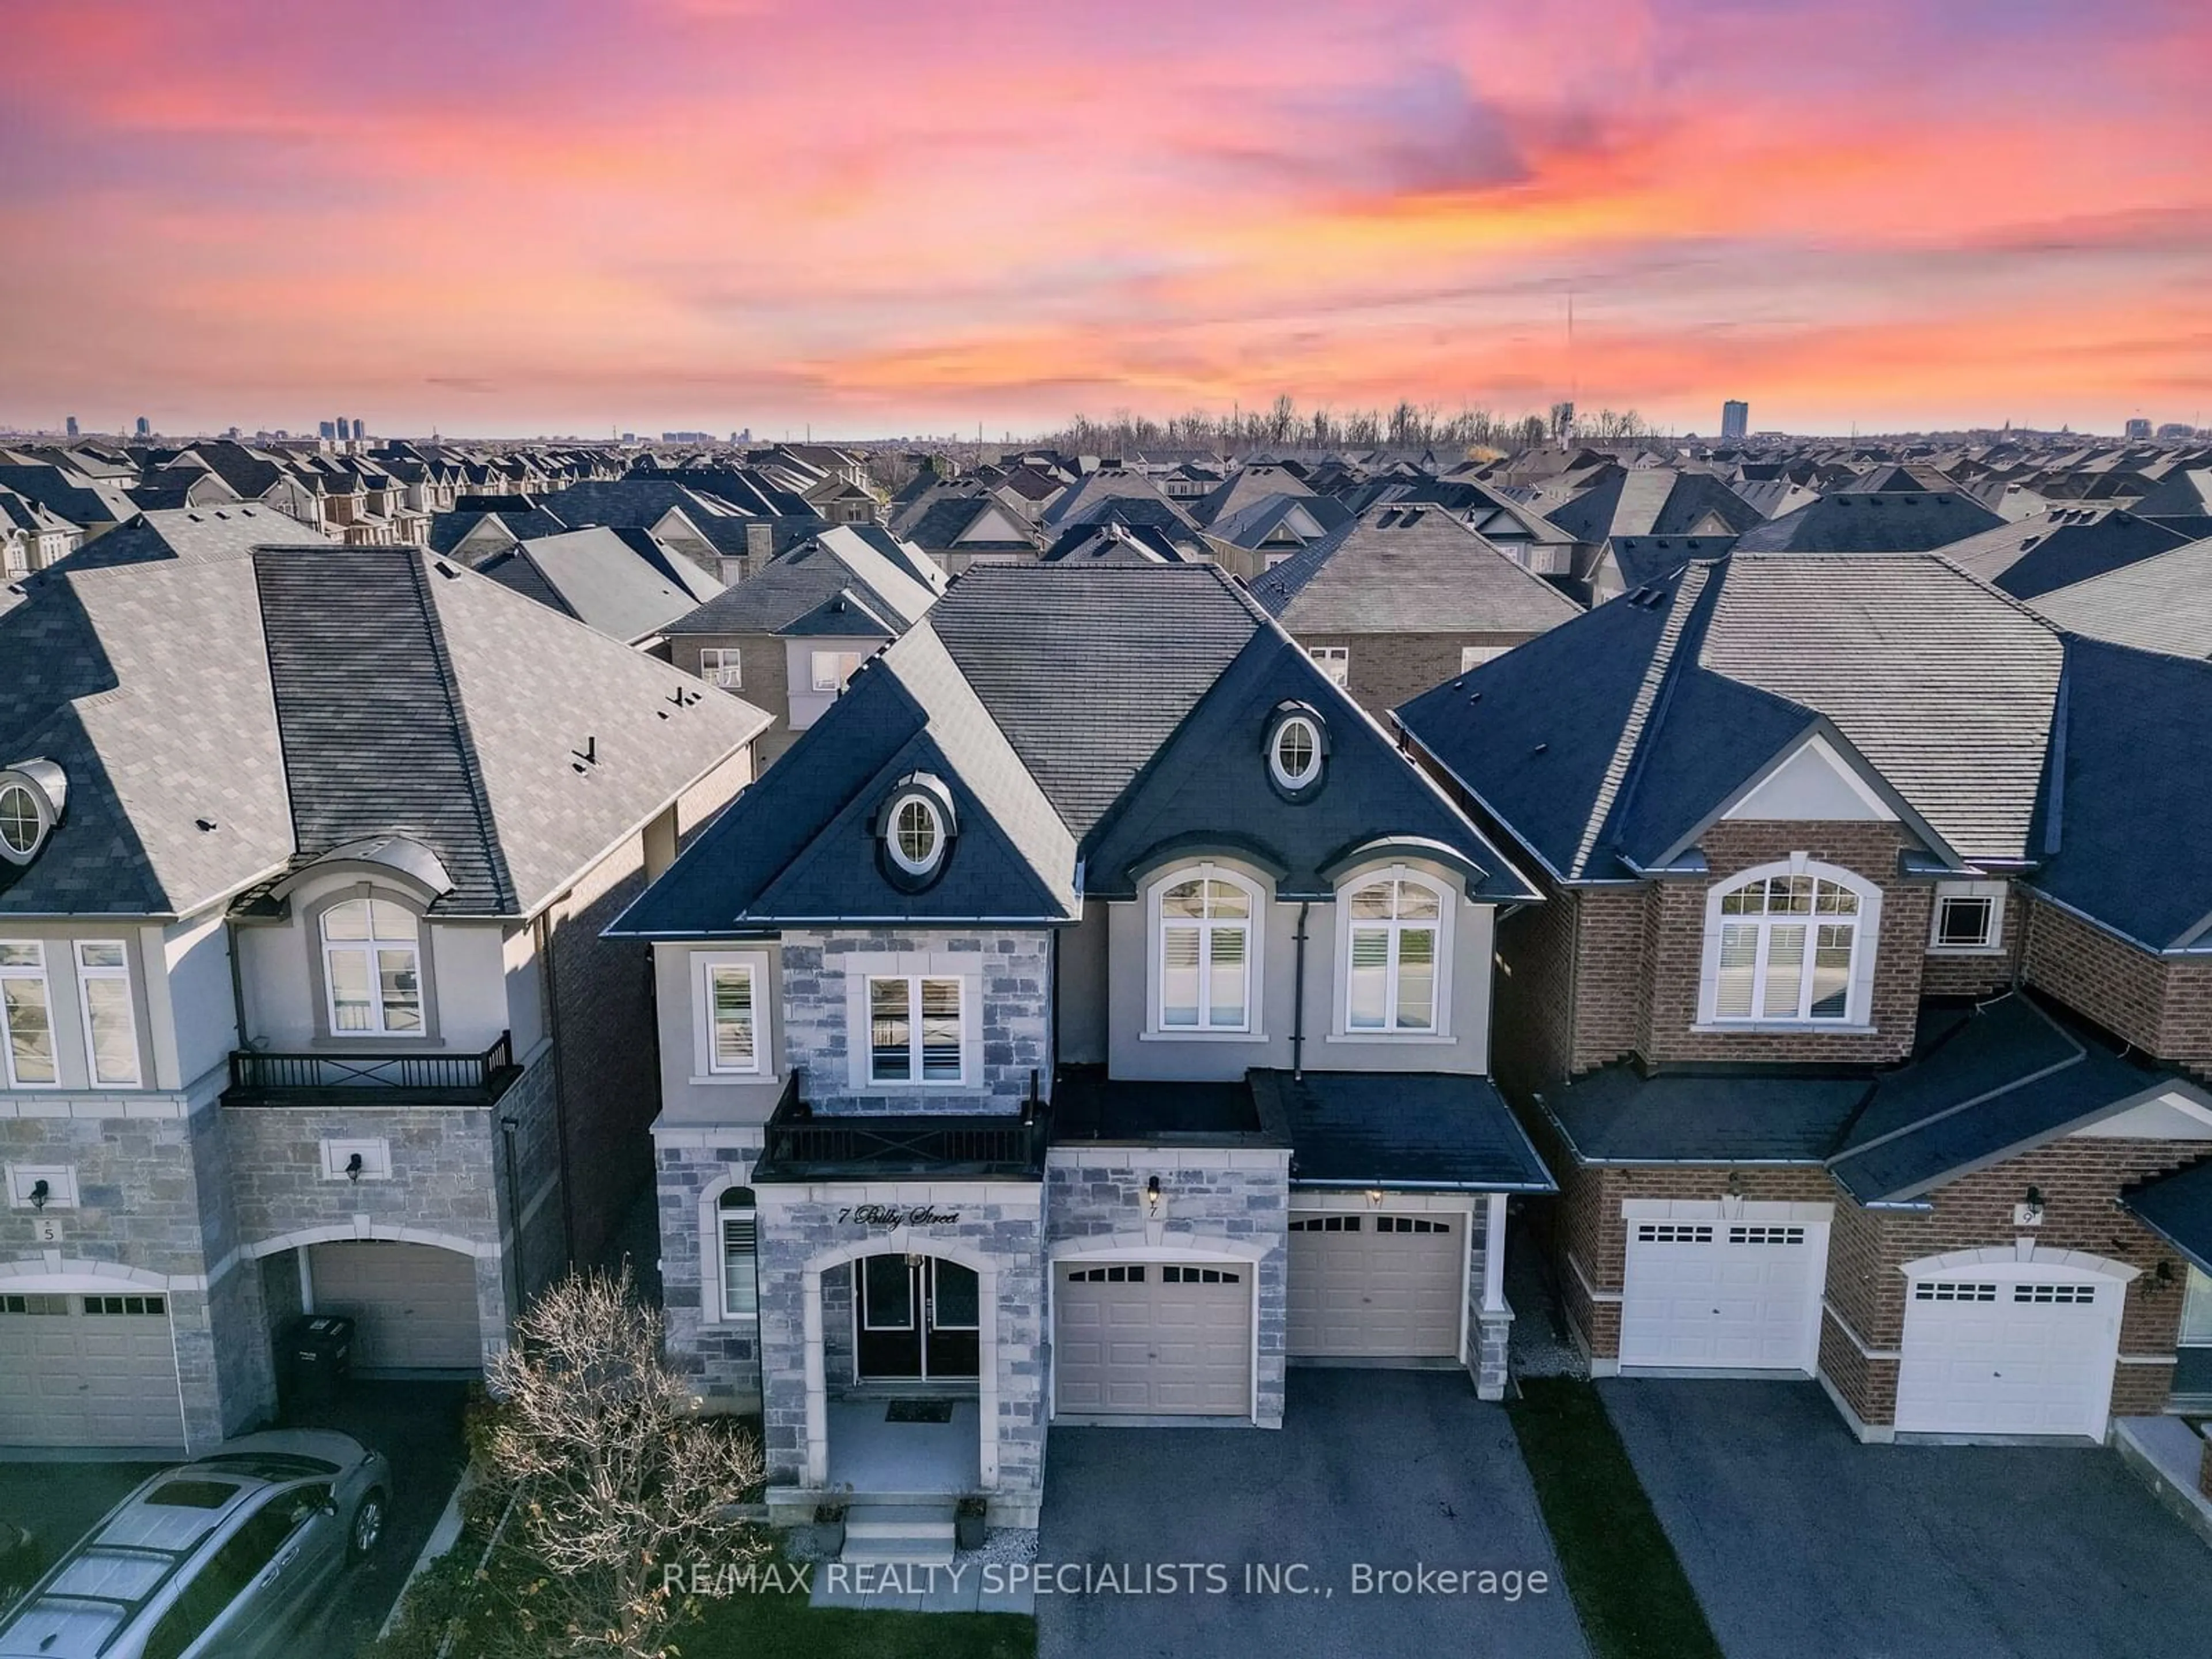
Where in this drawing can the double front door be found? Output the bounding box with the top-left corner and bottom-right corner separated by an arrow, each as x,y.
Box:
855,1253 -> 980,1380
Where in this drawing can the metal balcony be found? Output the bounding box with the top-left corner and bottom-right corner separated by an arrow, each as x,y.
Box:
222,1031 -> 521,1107
751,1070 -> 1049,1182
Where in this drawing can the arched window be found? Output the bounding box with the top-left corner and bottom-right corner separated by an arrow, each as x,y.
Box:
718,1187 -> 758,1320
320,897 -> 423,1036
1706,866 -> 1872,1024
1344,874 -> 1444,1031
1156,869 -> 1255,1031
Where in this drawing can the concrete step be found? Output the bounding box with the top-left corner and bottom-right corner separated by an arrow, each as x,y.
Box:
840,1500 -> 958,1565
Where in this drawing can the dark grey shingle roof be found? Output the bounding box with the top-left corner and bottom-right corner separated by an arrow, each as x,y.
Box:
1248,504 -> 1583,635
1257,1070 -> 1556,1190
1544,1067 -> 1870,1162
2122,1158 -> 2212,1278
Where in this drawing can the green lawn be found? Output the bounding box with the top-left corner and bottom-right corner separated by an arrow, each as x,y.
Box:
1505,1378 -> 1722,1659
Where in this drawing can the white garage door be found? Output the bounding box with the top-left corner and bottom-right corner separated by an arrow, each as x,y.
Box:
1895,1272 -> 2120,1439
1288,1212 -> 1463,1359
0,1291 -> 186,1449
1055,1263 -> 1251,1416
1620,1219 -> 1827,1372
308,1242 -> 483,1372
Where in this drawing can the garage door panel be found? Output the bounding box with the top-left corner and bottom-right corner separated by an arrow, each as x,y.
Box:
1896,1276 -> 2118,1438
1055,1263 -> 1251,1416
1619,1221 -> 1826,1372
0,1298 -> 185,1449
309,1242 -> 483,1372
1288,1212 -> 1463,1359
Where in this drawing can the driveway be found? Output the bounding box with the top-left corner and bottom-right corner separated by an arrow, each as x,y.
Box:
0,1379 -> 466,1654
1037,1368 -> 1588,1659
1603,1378 -> 2212,1659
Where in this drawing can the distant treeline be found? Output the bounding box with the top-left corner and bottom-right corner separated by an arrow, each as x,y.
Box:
1033,397 -> 1651,457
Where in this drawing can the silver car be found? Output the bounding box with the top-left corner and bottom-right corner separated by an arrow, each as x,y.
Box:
0,1430 -> 389,1659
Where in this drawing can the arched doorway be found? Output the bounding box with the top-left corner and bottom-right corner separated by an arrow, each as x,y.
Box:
853,1251 -> 980,1382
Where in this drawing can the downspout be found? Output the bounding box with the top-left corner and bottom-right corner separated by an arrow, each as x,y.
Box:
498,1114 -> 527,1306
532,905 -> 578,1265
1291,901 -> 1311,1081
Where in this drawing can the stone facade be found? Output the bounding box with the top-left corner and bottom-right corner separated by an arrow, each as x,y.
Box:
1044,1149 -> 1290,1429
778,929 -> 1052,1115
752,1184 -> 1048,1525
652,1128 -> 766,1410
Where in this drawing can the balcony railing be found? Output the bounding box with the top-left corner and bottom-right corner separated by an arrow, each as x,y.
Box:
224,1031 -> 520,1107
752,1070 -> 1049,1181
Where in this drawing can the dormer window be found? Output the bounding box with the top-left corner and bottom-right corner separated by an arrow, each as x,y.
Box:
1264,703 -> 1329,800
891,796 -> 944,877
0,760 -> 67,867
320,897 -> 424,1036
878,774 -> 956,888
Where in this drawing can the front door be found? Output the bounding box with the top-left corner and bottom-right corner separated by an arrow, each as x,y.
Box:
855,1254 -> 980,1381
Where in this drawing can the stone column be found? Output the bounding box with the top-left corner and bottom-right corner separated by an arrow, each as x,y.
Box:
1470,1191 -> 1513,1401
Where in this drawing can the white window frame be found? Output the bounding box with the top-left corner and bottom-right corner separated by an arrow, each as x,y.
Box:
1694,856 -> 1883,1031
73,940 -> 139,1087
1308,646 -> 1349,688
1334,866 -> 1455,1039
1268,714 -> 1323,792
1929,880 -> 2006,956
810,649 -> 866,694
887,794 -> 946,877
318,897 -> 426,1038
1459,643 -> 1509,673
692,951 -> 771,1080
698,1173 -> 760,1327
1145,863 -> 1264,1039
864,975 -> 969,1087
698,647 -> 743,690
0,940 -> 58,1089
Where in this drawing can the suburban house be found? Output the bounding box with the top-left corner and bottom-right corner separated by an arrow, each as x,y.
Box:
1396,552 -> 2212,1442
1248,502 -> 1584,719
0,544 -> 766,1453
607,563 -> 1552,1540
659,525 -> 946,765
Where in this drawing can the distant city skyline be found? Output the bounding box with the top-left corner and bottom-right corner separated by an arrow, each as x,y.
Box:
2,0 -> 2207,438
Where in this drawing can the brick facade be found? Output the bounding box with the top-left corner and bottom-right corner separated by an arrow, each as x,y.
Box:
667,633 -> 797,764
1296,630 -> 1543,724
2024,898 -> 2212,1081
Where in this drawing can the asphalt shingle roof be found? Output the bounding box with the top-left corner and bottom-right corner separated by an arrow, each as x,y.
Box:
1935,508 -> 2187,600
1731,489 -> 2003,553
2030,537 -> 2212,661
1255,1070 -> 1556,1190
1248,504 -> 1584,635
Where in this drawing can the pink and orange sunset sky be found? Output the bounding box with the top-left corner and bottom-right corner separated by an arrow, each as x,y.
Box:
3,0 -> 2209,440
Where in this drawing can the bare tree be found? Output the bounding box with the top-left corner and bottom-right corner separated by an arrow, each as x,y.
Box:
482,1270 -> 766,1659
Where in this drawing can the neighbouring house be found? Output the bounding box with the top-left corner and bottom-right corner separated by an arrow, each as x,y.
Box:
0,544 -> 767,1453
659,525 -> 945,765
605,564 -> 1552,1534
1933,506 -> 2191,600
478,525 -> 725,647
1396,551 -> 2212,1442
2029,535 -> 2212,660
1248,502 -> 1584,719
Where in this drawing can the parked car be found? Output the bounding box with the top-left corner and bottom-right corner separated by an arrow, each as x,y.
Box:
0,1430 -> 389,1659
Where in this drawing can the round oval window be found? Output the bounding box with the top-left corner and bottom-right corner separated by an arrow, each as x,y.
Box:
0,782 -> 40,859
1271,717 -> 1321,790
889,794 -> 944,874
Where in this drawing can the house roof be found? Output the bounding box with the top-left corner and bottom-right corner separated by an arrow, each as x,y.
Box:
1546,469 -> 1762,544
2120,1158 -> 2212,1278
613,562 -> 1533,933
0,546 -> 767,921
479,525 -> 723,643
1248,503 -> 1584,635
1547,994 -> 2192,1201
1256,1070 -> 1556,1191
1397,554 -> 2063,877
2029,536 -> 2212,661
1731,488 -> 2003,554
661,525 -> 937,640
1933,507 -> 2187,600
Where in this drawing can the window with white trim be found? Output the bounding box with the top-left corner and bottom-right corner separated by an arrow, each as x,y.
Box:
718,1187 -> 758,1319
320,898 -> 423,1036
1930,880 -> 2005,954
74,941 -> 139,1086
888,794 -> 945,877
868,976 -> 964,1084
1709,870 -> 1865,1023
1344,875 -> 1442,1032
1308,646 -> 1349,687
0,941 -> 56,1087
2182,1266 -> 2212,1346
1157,872 -> 1253,1031
703,960 -> 760,1075
1269,715 -> 1321,791
699,647 -> 743,690
1459,644 -> 1509,673
810,649 -> 866,693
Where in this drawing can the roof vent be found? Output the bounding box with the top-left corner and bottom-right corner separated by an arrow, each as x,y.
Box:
1530,742 -> 1548,756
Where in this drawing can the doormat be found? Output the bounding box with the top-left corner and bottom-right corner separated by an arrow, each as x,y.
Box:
887,1398 -> 956,1423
